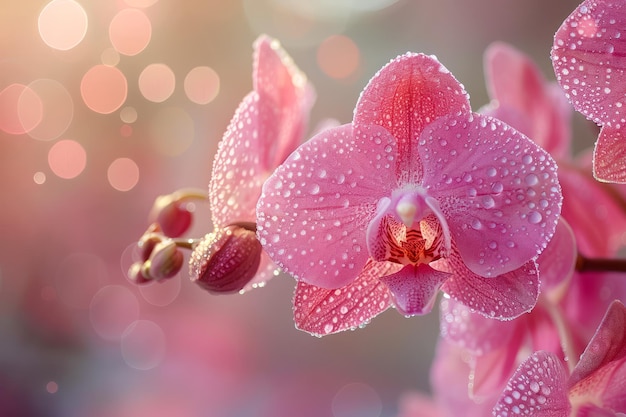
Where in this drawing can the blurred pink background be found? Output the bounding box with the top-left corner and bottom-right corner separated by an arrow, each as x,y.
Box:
0,1 -> 585,416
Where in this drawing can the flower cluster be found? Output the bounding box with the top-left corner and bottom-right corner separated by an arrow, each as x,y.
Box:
128,0 -> 626,414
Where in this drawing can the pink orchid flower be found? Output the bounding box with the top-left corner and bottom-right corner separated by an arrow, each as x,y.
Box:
256,52 -> 562,335
493,300 -> 626,416
552,0 -> 626,183
189,35 -> 315,293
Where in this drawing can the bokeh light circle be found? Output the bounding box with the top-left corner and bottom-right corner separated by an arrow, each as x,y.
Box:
332,382 -> 382,417
107,157 -> 139,191
121,320 -> 166,370
109,8 -> 152,56
149,107 -> 194,156
184,66 -> 220,104
48,139 -> 87,179
124,0 -> 158,7
139,63 -> 175,103
38,0 -> 88,51
34,172 -> 47,185
26,79 -> 74,141
90,285 -> 140,341
54,253 -> 108,309
138,277 -> 181,307
0,84 -> 43,135
317,35 -> 360,79
81,65 -> 128,114
120,106 -> 137,124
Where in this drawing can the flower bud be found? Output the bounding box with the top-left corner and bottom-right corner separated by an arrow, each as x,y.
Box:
127,262 -> 151,284
137,223 -> 163,262
189,223 -> 262,294
145,240 -> 184,280
149,194 -> 193,238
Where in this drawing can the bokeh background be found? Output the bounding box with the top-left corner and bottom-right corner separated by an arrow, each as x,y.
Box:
0,1 -> 587,416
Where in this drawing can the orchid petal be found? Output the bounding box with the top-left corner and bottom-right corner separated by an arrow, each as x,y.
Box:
535,217 -> 577,303
484,42 -> 571,158
379,264 -> 451,316
293,259 -> 399,336
256,123 -> 398,288
471,342 -> 523,400
559,161 -> 626,256
354,52 -> 470,177
439,298 -> 518,355
552,0 -> 626,128
570,300 -> 626,387
210,36 -> 314,226
593,125 -> 626,183
419,113 -> 561,277
492,351 -> 570,417
439,248 -> 539,320
253,36 -> 315,169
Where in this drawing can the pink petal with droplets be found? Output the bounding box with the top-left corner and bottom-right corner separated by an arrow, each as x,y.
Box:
253,35 -> 315,170
439,298 -> 518,355
210,36 -> 314,226
293,259 -> 399,336
559,162 -> 626,256
379,263 -> 451,316
593,125 -> 626,183
256,123 -> 398,288
535,218 -> 576,302
552,0 -> 626,128
439,248 -> 539,320
354,52 -> 470,176
419,113 -> 561,278
493,351 -> 570,417
484,42 -> 571,159
570,300 -> 626,387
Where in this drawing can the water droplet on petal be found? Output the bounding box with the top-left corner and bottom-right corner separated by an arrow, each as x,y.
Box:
528,211 -> 542,224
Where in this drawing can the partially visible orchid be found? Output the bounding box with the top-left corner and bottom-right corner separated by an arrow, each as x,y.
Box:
552,0 -> 626,183
493,300 -> 626,416
257,52 -> 562,336
128,35 -> 315,294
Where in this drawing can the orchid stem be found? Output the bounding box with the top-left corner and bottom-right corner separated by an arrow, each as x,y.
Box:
540,297 -> 577,374
576,254 -> 626,273
173,238 -> 199,250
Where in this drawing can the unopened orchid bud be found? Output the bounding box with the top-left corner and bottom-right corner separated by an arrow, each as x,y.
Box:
145,240 -> 184,281
127,262 -> 151,284
149,194 -> 193,238
189,223 -> 262,294
137,223 -> 163,261
148,189 -> 208,238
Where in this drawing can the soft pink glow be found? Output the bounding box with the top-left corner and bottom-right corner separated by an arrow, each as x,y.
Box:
317,35 -> 360,79
81,65 -> 128,114
48,139 -> 87,179
109,8 -> 152,56
38,0 -> 88,51
184,66 -> 220,104
89,285 -> 140,341
0,83 -> 43,135
46,381 -> 59,394
139,63 -> 176,103
121,320 -> 166,370
138,277 -> 181,307
120,106 -> 137,124
26,79 -> 74,141
124,0 -> 158,7
54,253 -> 107,309
107,157 -> 139,191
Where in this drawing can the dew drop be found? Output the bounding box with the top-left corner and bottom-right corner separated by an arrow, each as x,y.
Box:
528,211 -> 542,224
491,182 -> 504,194
471,219 -> 483,230
486,166 -> 497,177
522,154 -> 533,165
310,183 -> 320,195
482,195 -> 495,209
524,173 -> 538,186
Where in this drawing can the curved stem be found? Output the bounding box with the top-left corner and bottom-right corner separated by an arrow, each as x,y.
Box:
539,296 -> 577,373
172,187 -> 209,202
576,254 -> 626,273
